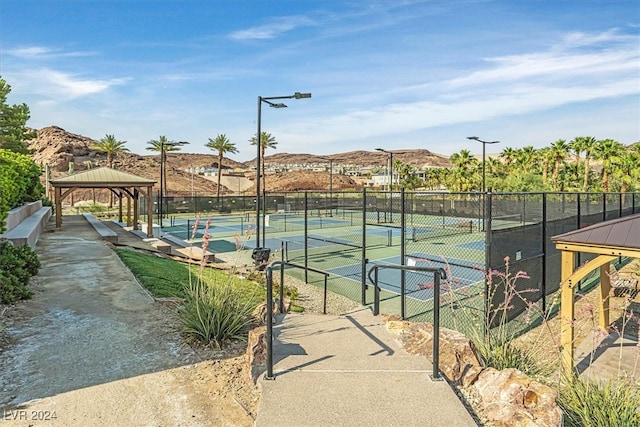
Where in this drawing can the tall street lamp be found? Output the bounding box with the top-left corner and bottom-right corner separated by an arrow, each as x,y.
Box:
467,136 -> 499,333
256,92 -> 311,249
158,140 -> 189,229
375,148 -> 394,222
466,136 -> 500,193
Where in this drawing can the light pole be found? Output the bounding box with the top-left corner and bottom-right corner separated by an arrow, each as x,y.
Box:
256,92 -> 311,249
467,136 -> 499,334
466,136 -> 500,193
158,140 -> 189,229
375,148 -> 394,222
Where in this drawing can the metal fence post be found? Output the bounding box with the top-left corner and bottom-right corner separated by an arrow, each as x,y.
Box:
362,188 -> 367,305
484,187 -> 492,334
265,264 -> 275,380
400,188 -> 406,319
542,192 -> 548,313
431,269 -> 444,381
304,192 -> 308,284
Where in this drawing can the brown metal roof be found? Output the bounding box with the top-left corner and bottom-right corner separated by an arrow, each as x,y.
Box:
551,212 -> 640,251
50,167 -> 156,188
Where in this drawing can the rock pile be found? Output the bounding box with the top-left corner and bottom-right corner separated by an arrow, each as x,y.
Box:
385,317 -> 563,427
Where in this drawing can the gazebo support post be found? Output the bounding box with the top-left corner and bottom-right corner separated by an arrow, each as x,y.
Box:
599,262 -> 611,329
55,187 -> 62,228
147,186 -> 154,237
133,189 -> 139,230
118,192 -> 124,223
126,195 -> 132,226
560,250 -> 576,373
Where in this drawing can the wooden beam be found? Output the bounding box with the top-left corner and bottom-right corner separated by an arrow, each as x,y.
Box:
147,186 -> 154,238
599,262 -> 611,330
560,250 -> 576,372
55,186 -> 62,228
555,242 -> 640,259
133,188 -> 139,231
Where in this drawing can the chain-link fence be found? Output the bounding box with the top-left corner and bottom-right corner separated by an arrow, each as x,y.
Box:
144,190 -> 639,337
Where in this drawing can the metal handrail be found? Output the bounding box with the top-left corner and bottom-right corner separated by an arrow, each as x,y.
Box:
367,264 -> 446,381
264,260 -> 330,380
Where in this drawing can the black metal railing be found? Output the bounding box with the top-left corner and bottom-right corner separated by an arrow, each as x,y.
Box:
367,264 -> 446,381
264,260 -> 330,380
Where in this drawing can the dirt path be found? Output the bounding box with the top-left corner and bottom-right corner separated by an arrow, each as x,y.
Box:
0,216 -> 258,426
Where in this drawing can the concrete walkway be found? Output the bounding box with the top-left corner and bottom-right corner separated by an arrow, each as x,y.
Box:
255,309 -> 477,427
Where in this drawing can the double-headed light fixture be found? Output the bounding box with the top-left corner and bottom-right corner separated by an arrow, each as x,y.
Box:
256,92 -> 311,248
466,136 -> 500,193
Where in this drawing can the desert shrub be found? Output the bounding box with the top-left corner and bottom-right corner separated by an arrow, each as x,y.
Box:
178,278 -> 262,347
0,240 -> 39,304
446,257 -> 551,379
177,215 -> 265,347
558,375 -> 640,427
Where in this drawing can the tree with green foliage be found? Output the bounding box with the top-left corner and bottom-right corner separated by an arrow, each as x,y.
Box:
206,134 -> 238,200
449,149 -> 478,191
549,139 -> 569,191
93,134 -> 128,168
0,77 -> 35,154
593,138 -> 624,192
570,136 -> 597,191
249,131 -> 278,192
146,136 -> 186,197
0,149 -> 44,232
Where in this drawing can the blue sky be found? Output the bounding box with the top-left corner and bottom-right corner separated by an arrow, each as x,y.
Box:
1,0 -> 638,161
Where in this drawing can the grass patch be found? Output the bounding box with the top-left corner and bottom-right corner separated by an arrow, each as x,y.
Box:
114,249 -> 267,348
559,375 -> 640,427
113,248 -> 192,298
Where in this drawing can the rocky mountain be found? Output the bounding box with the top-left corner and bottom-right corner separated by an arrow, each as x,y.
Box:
257,149 -> 451,169
26,126 -> 451,201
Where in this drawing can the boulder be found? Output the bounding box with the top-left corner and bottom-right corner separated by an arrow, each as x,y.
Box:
245,326 -> 267,384
473,368 -> 562,427
385,318 -> 483,386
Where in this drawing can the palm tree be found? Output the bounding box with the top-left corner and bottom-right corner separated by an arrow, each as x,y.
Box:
146,135 -> 185,198
206,134 -> 238,200
249,131 -> 278,192
616,147 -> 639,202
593,138 -> 624,192
449,149 -> 478,191
499,147 -> 517,169
535,147 -> 554,186
93,134 -> 128,168
93,134 -> 128,207
549,139 -> 569,191
573,136 -> 597,191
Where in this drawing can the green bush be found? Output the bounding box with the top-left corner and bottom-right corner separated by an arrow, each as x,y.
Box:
0,240 -> 39,304
179,278 -> 262,348
559,375 -> 640,427
0,148 -> 44,232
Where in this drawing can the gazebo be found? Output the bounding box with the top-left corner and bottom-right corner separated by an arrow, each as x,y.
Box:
551,213 -> 640,371
49,167 -> 156,237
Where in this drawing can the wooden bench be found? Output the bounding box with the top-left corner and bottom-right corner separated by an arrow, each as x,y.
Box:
82,213 -> 118,243
2,207 -> 51,248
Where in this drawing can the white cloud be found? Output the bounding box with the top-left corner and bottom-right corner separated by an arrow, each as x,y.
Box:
448,33 -> 639,88
19,69 -> 130,99
6,46 -> 96,59
228,15 -> 316,40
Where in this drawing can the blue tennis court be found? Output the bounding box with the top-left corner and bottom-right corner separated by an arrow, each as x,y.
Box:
456,240 -> 485,251
259,234 -> 362,252
326,253 -> 485,302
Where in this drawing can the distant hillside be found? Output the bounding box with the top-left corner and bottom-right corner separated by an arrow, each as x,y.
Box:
255,149 -> 452,169
25,126 -> 455,200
